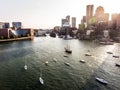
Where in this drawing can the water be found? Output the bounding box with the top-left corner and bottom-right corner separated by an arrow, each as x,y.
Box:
0,36 -> 120,90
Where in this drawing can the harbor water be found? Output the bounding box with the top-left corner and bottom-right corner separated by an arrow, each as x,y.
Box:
0,36 -> 120,90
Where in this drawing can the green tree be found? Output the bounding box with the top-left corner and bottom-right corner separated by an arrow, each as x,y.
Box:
89,17 -> 97,26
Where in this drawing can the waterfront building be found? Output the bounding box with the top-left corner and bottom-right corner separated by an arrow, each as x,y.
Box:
0,22 -> 4,29
71,17 -> 76,28
86,5 -> 94,27
3,23 -> 10,29
0,29 -> 10,38
0,28 -> 34,39
12,22 -> 22,29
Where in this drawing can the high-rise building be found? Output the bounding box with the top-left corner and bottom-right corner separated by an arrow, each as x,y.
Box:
94,6 -> 109,22
95,6 -> 104,17
86,5 -> 94,27
66,15 -> 70,24
71,17 -> 76,28
61,19 -> 68,27
112,13 -> 118,22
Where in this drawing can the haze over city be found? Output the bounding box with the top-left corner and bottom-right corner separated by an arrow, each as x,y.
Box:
0,0 -> 120,29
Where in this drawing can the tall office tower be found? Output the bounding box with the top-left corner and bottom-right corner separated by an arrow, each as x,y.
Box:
66,15 -> 70,24
71,17 -> 76,28
94,6 -> 108,22
95,6 -> 104,17
86,5 -> 94,27
61,19 -> 68,27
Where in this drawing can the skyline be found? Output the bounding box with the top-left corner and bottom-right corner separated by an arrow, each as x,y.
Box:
0,0 -> 120,29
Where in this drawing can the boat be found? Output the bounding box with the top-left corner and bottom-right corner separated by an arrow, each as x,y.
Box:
113,55 -> 119,58
24,64 -> 27,70
64,44 -> 72,54
95,77 -> 108,85
53,58 -> 57,62
64,62 -> 70,66
64,55 -> 68,57
116,63 -> 120,67
107,51 -> 113,54
45,61 -> 48,65
64,35 -> 73,40
99,41 -> 114,45
24,60 -> 27,70
80,59 -> 85,63
39,72 -> 44,85
85,53 -> 91,56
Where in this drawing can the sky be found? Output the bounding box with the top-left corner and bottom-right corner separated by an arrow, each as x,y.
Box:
0,0 -> 120,29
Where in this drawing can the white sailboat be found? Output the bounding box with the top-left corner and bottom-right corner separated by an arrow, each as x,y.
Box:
64,44 -> 72,53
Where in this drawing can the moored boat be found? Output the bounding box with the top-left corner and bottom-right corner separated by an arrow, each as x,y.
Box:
95,77 -> 108,85
116,63 -> 120,67
113,55 -> 119,58
24,65 -> 27,70
107,51 -> 113,54
64,62 -> 70,66
80,59 -> 85,63
85,53 -> 91,56
39,77 -> 44,85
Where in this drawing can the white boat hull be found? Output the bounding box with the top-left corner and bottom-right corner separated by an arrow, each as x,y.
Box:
24,65 -> 27,70
39,77 -> 44,85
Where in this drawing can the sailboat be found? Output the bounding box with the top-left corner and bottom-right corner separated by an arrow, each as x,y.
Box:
39,70 -> 44,85
24,60 -> 27,70
64,44 -> 72,53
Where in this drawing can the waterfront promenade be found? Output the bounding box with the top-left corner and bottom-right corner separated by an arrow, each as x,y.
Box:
0,36 -> 34,42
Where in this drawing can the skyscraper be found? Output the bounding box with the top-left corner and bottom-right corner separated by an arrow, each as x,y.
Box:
71,17 -> 76,28
61,19 -> 68,27
66,15 -> 70,24
94,6 -> 109,22
86,5 -> 94,27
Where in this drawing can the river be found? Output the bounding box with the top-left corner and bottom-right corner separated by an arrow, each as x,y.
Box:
0,36 -> 120,90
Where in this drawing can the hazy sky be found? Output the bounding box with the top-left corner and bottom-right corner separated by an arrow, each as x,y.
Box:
0,0 -> 119,29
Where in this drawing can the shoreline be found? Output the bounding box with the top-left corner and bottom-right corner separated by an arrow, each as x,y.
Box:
0,36 -> 34,42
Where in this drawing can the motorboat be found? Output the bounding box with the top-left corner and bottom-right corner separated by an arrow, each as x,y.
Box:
80,59 -> 85,63
85,53 -> 91,56
64,62 -> 70,66
39,77 -> 44,85
24,65 -> 27,70
45,61 -> 48,65
116,63 -> 120,67
63,35 -> 73,40
65,45 -> 72,54
64,55 -> 68,57
95,77 -> 108,85
53,58 -> 57,62
39,69 -> 44,85
113,55 -> 119,58
107,52 -> 113,54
